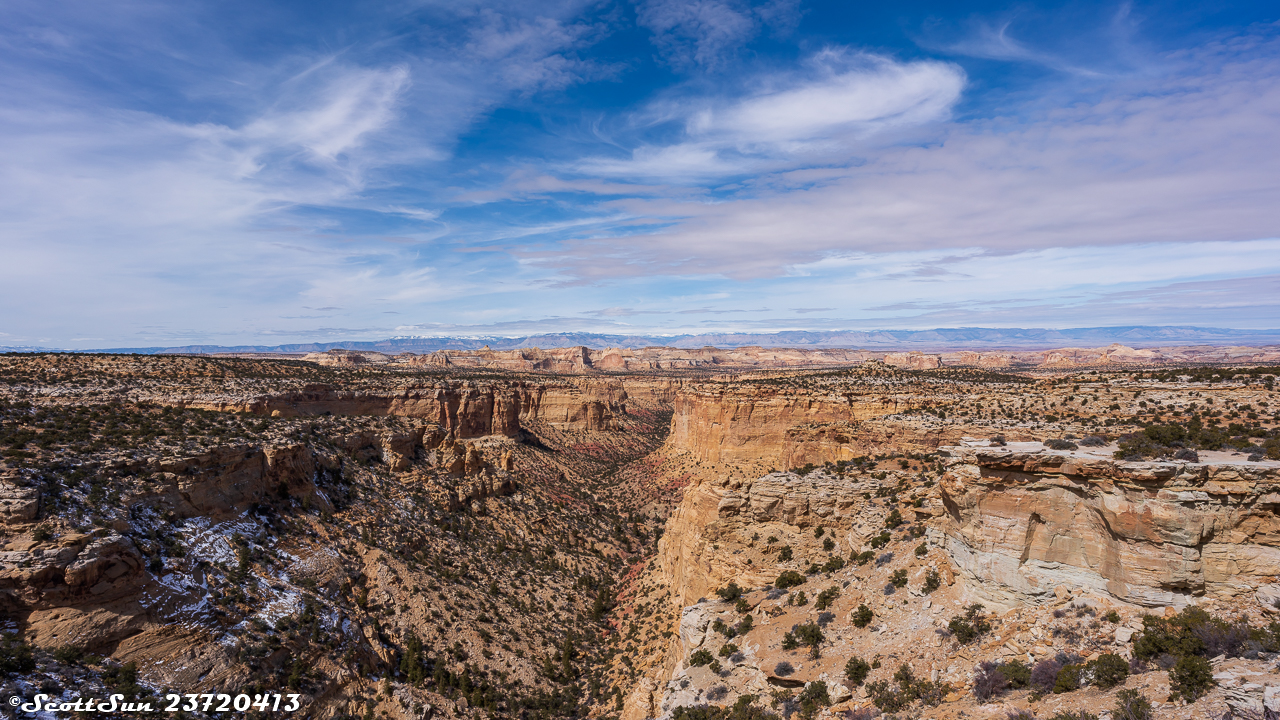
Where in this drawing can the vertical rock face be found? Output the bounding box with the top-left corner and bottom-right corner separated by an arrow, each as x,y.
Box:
664,387 -> 967,467
938,446 -> 1280,609
202,379 -> 630,436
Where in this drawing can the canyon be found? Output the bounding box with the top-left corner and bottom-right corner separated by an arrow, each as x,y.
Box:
0,350 -> 1278,719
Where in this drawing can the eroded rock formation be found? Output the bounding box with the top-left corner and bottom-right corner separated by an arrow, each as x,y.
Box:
938,444 -> 1280,609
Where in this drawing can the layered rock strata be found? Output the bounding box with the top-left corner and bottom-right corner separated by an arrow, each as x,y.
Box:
938,444 -> 1280,609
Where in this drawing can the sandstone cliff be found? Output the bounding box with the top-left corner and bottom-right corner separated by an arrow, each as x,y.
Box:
938,443 -> 1280,609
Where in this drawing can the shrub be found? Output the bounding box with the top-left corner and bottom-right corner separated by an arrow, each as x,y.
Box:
716,583 -> 744,602
1046,438 -> 1078,450
890,569 -> 907,587
884,509 -> 903,529
708,660 -> 722,674
778,546 -> 793,562
868,532 -> 890,549
974,660 -> 1030,701
735,598 -> 750,614
821,556 -> 846,573
774,661 -> 794,677
999,659 -> 1031,688
1104,610 -> 1121,623
689,649 -> 714,667
1168,654 -> 1215,701
973,661 -> 1009,701
822,538 -> 835,552
853,550 -> 875,566
844,657 -> 870,686
775,570 -> 806,589
1174,448 -> 1199,462
914,542 -> 928,557
737,614 -> 754,635
1079,436 -> 1106,447
792,622 -> 824,658
1046,712 -> 1098,720
865,680 -> 906,713
796,681 -> 830,709
53,645 -> 85,665
1030,657 -> 1063,693
1132,606 -> 1232,661
851,604 -> 873,628
948,604 -> 991,644
1052,663 -> 1082,694
1112,689 -> 1153,720
814,586 -> 839,611
1087,653 -> 1129,689
0,634 -> 36,674
923,568 -> 941,593
719,643 -> 739,658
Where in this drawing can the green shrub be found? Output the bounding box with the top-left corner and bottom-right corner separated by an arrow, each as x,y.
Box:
796,680 -> 830,719
1113,689 -> 1153,720
821,556 -> 845,573
778,546 -> 793,562
1168,654 -> 1215,701
0,634 -> 36,674
787,622 -> 825,658
1104,610 -> 1121,623
914,542 -> 928,557
947,604 -> 991,644
719,643 -> 739,658
822,538 -> 835,552
814,586 -> 839,611
775,570 -> 805,589
709,660 -> 722,673
853,550 -> 875,566
851,604 -> 873,628
53,644 -> 85,665
865,680 -> 907,713
716,583 -> 744,602
689,649 -> 714,667
789,591 -> 808,607
923,568 -> 941,593
1052,664 -> 1082,694
998,659 -> 1030,688
735,598 -> 750,614
890,569 -> 907,588
884,510 -> 903,529
844,657 -> 870,686
868,532 -> 891,549
1087,653 -> 1129,689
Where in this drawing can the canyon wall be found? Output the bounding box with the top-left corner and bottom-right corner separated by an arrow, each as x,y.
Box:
665,386 -> 976,468
178,379 -> 630,438
938,446 -> 1280,609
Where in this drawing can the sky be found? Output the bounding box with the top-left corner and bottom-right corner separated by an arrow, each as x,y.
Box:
2,0 -> 1279,348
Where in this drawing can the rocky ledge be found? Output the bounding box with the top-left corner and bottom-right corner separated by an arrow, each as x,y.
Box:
938,443 -> 1280,609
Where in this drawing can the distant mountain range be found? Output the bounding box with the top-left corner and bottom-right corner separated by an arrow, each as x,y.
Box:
4,326 -> 1280,355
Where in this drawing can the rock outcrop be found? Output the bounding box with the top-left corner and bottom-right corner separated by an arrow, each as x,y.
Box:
938,444 -> 1280,609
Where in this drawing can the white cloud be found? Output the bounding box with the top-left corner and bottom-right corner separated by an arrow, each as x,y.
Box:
578,52 -> 965,179
552,37 -> 1280,279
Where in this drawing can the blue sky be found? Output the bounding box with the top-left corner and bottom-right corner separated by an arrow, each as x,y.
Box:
2,0 -> 1279,347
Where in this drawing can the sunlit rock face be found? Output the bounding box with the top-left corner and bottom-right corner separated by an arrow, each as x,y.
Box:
938,444 -> 1280,609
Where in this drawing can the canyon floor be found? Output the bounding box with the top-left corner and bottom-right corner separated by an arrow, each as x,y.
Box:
0,349 -> 1278,720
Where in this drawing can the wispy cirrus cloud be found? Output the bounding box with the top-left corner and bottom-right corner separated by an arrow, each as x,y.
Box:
636,0 -> 801,71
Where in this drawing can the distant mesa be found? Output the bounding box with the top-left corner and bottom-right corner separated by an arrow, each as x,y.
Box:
300,342 -> 1277,373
